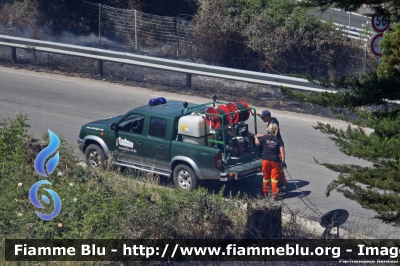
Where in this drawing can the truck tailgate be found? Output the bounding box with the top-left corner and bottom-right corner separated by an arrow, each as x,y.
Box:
224,158 -> 262,180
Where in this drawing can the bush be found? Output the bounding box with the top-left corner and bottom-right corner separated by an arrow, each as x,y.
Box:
0,114 -> 248,243
122,186 -> 241,239
244,5 -> 363,78
0,113 -> 30,165
191,0 -> 254,67
0,0 -> 39,30
192,0 -> 365,78
0,0 -> 86,35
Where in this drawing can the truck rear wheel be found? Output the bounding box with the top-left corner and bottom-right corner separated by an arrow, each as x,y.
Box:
85,144 -> 106,169
173,164 -> 200,191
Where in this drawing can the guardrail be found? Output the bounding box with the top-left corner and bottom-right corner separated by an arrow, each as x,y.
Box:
2,35 -> 398,105
332,22 -> 374,40
0,34 -> 336,93
321,20 -> 373,40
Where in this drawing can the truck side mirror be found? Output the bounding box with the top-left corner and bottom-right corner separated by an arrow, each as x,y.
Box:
109,123 -> 117,131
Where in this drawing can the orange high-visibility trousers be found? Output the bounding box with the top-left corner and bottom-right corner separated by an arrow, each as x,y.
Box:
279,153 -> 287,185
262,160 -> 280,198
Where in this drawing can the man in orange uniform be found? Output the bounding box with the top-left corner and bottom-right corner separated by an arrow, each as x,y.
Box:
257,110 -> 287,190
254,123 -> 286,200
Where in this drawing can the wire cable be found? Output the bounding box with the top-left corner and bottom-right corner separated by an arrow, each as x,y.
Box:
284,168 -> 324,217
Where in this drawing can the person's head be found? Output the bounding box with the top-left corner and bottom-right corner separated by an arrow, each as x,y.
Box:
267,123 -> 279,137
258,110 -> 271,123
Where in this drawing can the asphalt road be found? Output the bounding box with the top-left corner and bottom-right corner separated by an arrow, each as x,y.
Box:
298,0 -> 372,30
1,66 -> 398,238
318,8 -> 370,29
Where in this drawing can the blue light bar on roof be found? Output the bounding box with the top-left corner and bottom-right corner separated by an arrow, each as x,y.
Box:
158,97 -> 166,104
149,97 -> 167,106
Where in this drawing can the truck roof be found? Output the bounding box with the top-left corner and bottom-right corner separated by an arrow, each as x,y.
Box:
132,100 -> 207,118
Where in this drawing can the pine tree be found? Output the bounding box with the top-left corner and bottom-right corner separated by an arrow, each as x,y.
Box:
282,1 -> 400,224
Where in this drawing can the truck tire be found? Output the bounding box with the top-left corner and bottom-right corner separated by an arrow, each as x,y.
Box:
173,164 -> 200,191
85,144 -> 106,169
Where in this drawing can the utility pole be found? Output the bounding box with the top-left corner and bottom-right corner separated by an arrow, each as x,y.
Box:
135,10 -> 137,51
99,4 -> 101,43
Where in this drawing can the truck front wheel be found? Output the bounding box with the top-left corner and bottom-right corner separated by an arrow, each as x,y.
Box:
85,144 -> 106,169
173,164 -> 200,191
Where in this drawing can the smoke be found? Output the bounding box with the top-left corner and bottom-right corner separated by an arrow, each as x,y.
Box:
56,31 -> 100,46
0,21 -> 121,51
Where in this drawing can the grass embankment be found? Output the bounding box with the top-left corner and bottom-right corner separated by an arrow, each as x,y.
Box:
0,114 -> 256,264
2,114 -> 325,265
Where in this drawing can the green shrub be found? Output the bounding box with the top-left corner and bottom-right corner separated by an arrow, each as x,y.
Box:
0,114 -> 248,244
193,0 -> 364,78
0,0 -> 38,30
0,114 -> 31,166
121,186 -> 241,239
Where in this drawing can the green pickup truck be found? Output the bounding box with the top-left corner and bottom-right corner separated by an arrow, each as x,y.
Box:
77,97 -> 262,191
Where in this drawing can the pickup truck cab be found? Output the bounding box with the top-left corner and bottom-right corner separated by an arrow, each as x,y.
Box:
77,97 -> 262,191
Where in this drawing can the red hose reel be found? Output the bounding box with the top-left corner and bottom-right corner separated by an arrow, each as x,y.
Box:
205,100 -> 250,129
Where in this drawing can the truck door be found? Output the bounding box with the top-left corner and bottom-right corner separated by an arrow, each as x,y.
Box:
143,116 -> 171,170
112,113 -> 146,165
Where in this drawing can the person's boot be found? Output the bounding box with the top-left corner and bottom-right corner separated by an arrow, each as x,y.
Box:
262,183 -> 269,197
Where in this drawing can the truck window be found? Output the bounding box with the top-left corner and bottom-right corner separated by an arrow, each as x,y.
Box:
149,117 -> 167,139
118,114 -> 144,134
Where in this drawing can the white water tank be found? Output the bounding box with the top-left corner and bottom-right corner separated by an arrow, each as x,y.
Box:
178,114 -> 206,145
178,113 -> 206,137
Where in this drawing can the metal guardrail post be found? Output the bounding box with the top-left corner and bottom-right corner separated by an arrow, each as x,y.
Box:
98,60 -> 103,77
186,73 -> 191,89
11,47 -> 16,63
349,12 -> 351,29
